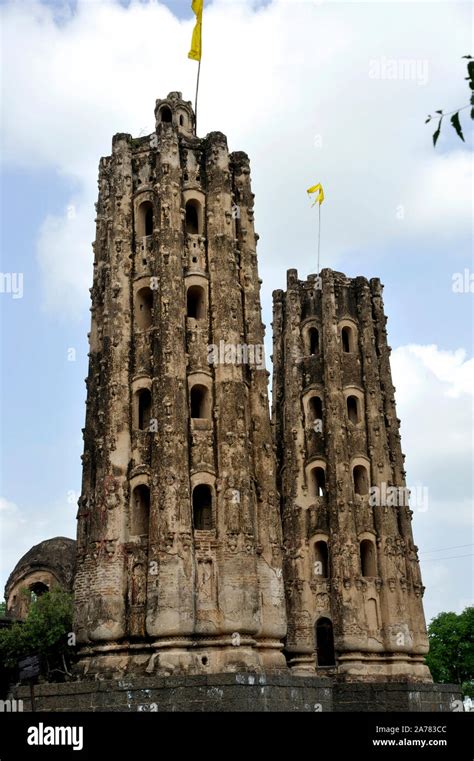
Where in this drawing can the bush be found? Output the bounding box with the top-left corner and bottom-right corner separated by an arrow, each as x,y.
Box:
426,607 -> 474,698
0,588 -> 74,680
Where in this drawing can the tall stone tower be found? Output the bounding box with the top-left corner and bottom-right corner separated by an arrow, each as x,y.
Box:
272,268 -> 431,681
74,92 -> 286,676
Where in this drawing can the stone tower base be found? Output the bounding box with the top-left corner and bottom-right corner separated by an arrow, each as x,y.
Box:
74,639 -> 286,678
11,674 -> 460,712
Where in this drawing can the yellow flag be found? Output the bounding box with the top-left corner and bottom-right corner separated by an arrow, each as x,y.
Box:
188,0 -> 203,62
307,183 -> 325,206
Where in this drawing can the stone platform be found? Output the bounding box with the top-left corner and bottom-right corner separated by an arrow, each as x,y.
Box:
11,673 -> 461,712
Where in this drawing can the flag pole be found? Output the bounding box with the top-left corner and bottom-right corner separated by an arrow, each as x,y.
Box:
317,201 -> 321,275
194,58 -> 201,134
306,183 -> 324,276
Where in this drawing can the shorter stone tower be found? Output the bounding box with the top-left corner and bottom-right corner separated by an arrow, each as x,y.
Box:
272,268 -> 431,681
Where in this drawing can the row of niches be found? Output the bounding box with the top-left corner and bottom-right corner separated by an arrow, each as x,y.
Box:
308,536 -> 379,579
129,481 -> 215,537
134,197 -> 204,241
303,388 -> 365,432
133,198 -> 205,275
132,380 -> 212,432
134,280 -> 207,329
133,192 -> 239,254
306,461 -> 371,498
301,320 -> 358,357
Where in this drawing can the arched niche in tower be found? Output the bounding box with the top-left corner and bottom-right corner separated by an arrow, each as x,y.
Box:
186,201 -> 199,234
177,110 -> 190,131
338,318 -> 358,354
159,105 -> 172,123
187,285 -> 205,318
303,390 -> 324,430
188,372 -> 212,428
133,193 -> 156,275
343,386 -> 365,426
365,597 -> 379,630
134,192 -> 156,237
183,190 -> 205,236
134,285 -> 153,329
360,537 -> 377,577
190,384 -> 211,420
130,478 -> 151,537
190,472 -> 216,533
302,321 -> 321,356
192,485 -> 213,530
306,460 -> 327,500
351,456 -> 371,497
132,378 -> 152,431
185,276 -> 208,320
312,536 -> 329,579
136,200 -> 154,238
315,617 -> 336,667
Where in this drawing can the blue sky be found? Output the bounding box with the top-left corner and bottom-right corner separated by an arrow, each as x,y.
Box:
0,0 -> 472,625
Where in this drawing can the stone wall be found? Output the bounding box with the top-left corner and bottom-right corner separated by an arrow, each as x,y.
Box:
11,674 -> 460,713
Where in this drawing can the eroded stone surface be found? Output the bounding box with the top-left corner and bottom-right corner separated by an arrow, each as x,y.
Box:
271,269 -> 431,681
6,94 -> 431,685
74,92 -> 286,677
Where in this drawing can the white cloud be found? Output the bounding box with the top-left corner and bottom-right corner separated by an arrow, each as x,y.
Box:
0,496 -> 42,594
1,0 -> 472,315
37,198 -> 95,316
391,344 -> 473,621
407,151 -> 472,237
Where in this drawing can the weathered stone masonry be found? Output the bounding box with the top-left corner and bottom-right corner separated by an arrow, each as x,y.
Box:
74,92 -> 430,684
74,92 -> 286,677
272,269 -> 430,681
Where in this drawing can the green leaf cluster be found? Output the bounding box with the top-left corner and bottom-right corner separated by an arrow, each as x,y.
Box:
0,588 -> 74,669
426,607 -> 474,698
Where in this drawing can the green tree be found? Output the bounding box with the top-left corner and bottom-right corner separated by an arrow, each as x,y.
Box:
426,607 -> 474,698
0,588 -> 74,678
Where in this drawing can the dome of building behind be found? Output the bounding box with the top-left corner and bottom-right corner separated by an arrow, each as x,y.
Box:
4,537 -> 76,620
